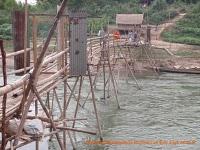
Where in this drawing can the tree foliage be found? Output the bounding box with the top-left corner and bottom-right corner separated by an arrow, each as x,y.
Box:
0,0 -> 199,40
0,0 -> 24,40
162,2 -> 200,45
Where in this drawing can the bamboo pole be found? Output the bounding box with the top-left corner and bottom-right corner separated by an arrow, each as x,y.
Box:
103,61 -> 106,99
0,74 -> 30,96
120,51 -> 141,89
63,79 -> 67,150
5,66 -> 33,75
13,0 -> 68,146
32,16 -> 38,67
24,0 -> 28,74
62,22 -> 68,147
65,77 -> 79,110
72,76 -> 83,128
57,5 -> 65,70
107,49 -> 120,109
88,65 -> 103,141
0,50 -> 67,96
82,63 -> 101,107
31,85 -> 65,150
0,40 -> 7,150
0,47 -> 33,59
53,88 -> 63,115
47,126 -> 97,135
66,82 -> 82,107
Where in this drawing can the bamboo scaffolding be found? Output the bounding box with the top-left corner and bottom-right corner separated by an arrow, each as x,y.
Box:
0,50 -> 67,96
0,5 -> 157,150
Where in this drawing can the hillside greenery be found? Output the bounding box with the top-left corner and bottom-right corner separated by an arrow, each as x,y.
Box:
0,0 -> 199,45
161,2 -> 200,45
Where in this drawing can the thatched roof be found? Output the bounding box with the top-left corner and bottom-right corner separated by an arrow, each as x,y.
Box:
116,14 -> 144,25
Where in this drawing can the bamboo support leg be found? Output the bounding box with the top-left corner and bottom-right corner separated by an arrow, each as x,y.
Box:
32,16 -> 38,67
104,58 -> 119,90
65,77 -> 79,110
63,80 -> 76,150
72,76 -> 83,128
0,40 -> 7,150
120,52 -> 141,90
107,59 -> 120,109
125,62 -> 129,84
82,63 -> 101,107
13,91 -> 35,146
53,88 -> 63,115
102,63 -> 106,99
88,66 -> 103,141
63,80 -> 67,150
51,90 -> 55,116
94,63 -> 100,90
65,123 -> 76,150
31,85 -> 65,150
107,75 -> 111,98
17,0 -> 68,118
45,92 -> 50,109
66,83 -> 82,107
36,141 -> 39,150
49,91 -> 54,142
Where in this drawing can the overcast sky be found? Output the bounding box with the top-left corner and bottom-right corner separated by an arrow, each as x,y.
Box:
16,0 -> 37,5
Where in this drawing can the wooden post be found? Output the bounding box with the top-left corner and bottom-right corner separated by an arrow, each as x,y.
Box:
103,62 -> 106,99
63,16 -> 68,149
88,66 -> 103,141
14,0 -> 68,146
32,15 -> 38,67
65,77 -> 79,110
107,55 -> 120,109
72,76 -> 83,128
12,10 -> 30,75
63,79 -> 67,150
31,85 -> 65,150
147,26 -> 151,43
0,40 -> 7,150
57,5 -> 65,70
120,51 -> 141,90
24,0 -> 28,74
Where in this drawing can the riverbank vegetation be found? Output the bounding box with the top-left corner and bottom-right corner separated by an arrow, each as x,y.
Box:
161,2 -> 200,45
0,0 -> 199,46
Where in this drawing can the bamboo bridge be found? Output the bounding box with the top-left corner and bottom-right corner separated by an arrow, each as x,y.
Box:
0,1 -> 149,149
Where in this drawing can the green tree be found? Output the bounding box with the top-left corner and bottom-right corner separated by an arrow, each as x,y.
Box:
151,0 -> 167,11
4,0 -> 17,10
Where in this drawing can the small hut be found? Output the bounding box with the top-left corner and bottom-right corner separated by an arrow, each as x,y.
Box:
116,14 -> 144,35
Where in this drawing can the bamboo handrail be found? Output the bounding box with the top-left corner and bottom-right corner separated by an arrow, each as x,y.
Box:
0,49 -> 67,96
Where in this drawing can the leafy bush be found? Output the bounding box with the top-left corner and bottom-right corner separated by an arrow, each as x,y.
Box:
162,2 -> 200,45
147,9 -> 178,25
146,0 -> 179,25
151,0 -> 168,12
88,16 -> 109,34
0,24 -> 12,40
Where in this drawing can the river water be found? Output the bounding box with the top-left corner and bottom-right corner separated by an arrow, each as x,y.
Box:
1,73 -> 200,150
48,73 -> 200,150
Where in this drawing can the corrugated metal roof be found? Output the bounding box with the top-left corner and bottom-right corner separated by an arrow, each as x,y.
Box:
116,14 -> 144,25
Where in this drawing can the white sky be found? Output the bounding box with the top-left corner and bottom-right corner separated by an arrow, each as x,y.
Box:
16,0 -> 37,5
